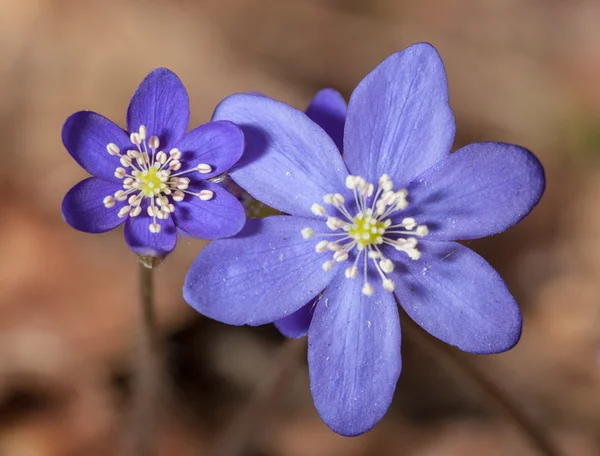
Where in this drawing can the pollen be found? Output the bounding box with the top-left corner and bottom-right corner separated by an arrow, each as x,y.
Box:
348,216 -> 386,249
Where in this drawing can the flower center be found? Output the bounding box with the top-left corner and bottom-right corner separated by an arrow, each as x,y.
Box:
301,174 -> 428,296
102,125 -> 215,233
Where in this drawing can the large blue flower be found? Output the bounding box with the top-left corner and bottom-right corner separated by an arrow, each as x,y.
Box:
62,69 -> 246,257
183,44 -> 545,435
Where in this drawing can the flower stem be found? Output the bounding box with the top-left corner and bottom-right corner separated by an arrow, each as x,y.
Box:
127,260 -> 163,456
209,337 -> 307,456
401,311 -> 560,456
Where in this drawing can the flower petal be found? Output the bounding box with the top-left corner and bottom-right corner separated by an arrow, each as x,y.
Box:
62,177 -> 126,233
126,68 -> 189,149
344,43 -> 455,186
274,300 -> 315,339
173,120 -> 244,180
172,181 -> 246,240
308,272 -> 401,436
124,201 -> 177,257
212,94 -> 349,218
183,216 -> 338,326
305,89 -> 347,152
62,111 -> 130,183
388,241 -> 522,354
402,142 -> 545,240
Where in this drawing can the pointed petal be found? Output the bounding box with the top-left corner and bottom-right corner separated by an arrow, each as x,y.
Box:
124,201 -> 177,257
62,177 -> 126,233
402,142 -> 545,240
388,241 -> 522,354
126,68 -> 189,149
309,273 -> 401,436
212,94 -> 349,219
274,300 -> 315,339
183,216 -> 339,326
173,120 -> 244,180
344,43 -> 455,185
62,111 -> 130,183
306,89 -> 347,152
172,181 -> 246,240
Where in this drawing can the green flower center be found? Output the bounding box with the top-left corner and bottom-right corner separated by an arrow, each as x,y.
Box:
348,215 -> 386,248
138,167 -> 164,197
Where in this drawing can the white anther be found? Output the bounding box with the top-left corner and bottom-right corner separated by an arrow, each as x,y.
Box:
130,206 -> 142,217
106,143 -> 121,155
118,206 -> 131,218
382,279 -> 395,292
167,203 -> 175,213
416,225 -> 429,237
103,196 -> 115,208
115,167 -> 127,179
333,250 -> 348,262
169,148 -> 181,160
148,135 -> 159,150
149,223 -> 161,233
323,193 -> 335,205
172,190 -> 184,202
120,156 -> 132,168
366,183 -> 374,197
378,174 -> 390,186
138,125 -> 147,140
381,178 -> 393,192
332,193 -> 345,207
156,211 -> 165,219
322,260 -> 334,272
301,227 -> 314,239
362,283 -> 374,296
368,250 -> 380,259
345,266 -> 358,279
326,217 -> 344,231
380,258 -> 394,273
328,243 -> 343,252
130,132 -> 142,145
147,206 -> 158,217
169,160 -> 182,171
407,249 -> 421,261
315,240 -> 329,253
311,203 -> 326,216
198,190 -> 214,201
197,163 -> 213,174
402,217 -> 417,230
156,151 -> 167,164
382,190 -> 396,205
114,190 -> 127,201
346,175 -> 357,189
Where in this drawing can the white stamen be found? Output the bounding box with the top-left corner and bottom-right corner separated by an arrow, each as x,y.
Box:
169,148 -> 182,160
130,206 -> 142,217
315,240 -> 329,253
362,283 -> 374,296
106,143 -> 120,156
380,258 -> 394,273
345,266 -> 358,278
198,190 -> 214,201
301,227 -> 314,239
149,223 -> 161,233
197,163 -> 212,174
333,250 -> 348,262
103,196 -> 115,208
156,151 -> 167,164
311,203 -> 326,216
172,190 -> 184,202
118,206 -> 131,218
138,125 -> 147,140
148,136 -> 160,150
322,260 -> 334,272
382,279 -> 395,292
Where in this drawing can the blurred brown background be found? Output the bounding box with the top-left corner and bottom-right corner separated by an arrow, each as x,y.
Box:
0,0 -> 599,455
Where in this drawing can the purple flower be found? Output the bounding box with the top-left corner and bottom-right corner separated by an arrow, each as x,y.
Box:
183,44 -> 545,435
61,68 -> 246,257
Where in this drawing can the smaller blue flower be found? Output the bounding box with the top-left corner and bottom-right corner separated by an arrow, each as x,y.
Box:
61,68 -> 246,257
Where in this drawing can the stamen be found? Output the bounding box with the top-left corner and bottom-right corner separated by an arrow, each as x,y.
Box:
301,227 -> 314,239
198,190 -> 214,201
197,164 -> 212,174
106,143 -> 121,156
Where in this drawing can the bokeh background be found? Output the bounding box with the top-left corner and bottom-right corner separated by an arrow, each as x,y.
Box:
0,0 -> 599,454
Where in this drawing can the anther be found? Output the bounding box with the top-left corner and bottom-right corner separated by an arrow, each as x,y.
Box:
149,223 -> 161,233
130,206 -> 142,217
172,190 -> 184,202
118,206 -> 131,218
156,151 -> 167,164
301,227 -> 314,239
115,167 -> 127,179
382,279 -> 395,292
106,143 -> 121,156
380,258 -> 394,273
362,283 -> 374,296
138,125 -> 147,140
130,132 -> 142,146
198,190 -> 214,201
169,148 -> 181,160
415,225 -> 429,237
197,163 -> 212,174
333,250 -> 348,262
311,203 -> 326,216
402,217 -> 416,230
345,266 -> 358,279
149,136 -> 159,150
315,240 -> 329,253
346,175 -> 357,189
332,194 -> 345,207
103,196 -> 115,208
322,260 -> 334,272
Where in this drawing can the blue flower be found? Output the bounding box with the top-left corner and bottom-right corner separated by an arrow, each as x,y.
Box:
61,68 -> 246,257
183,43 -> 545,435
